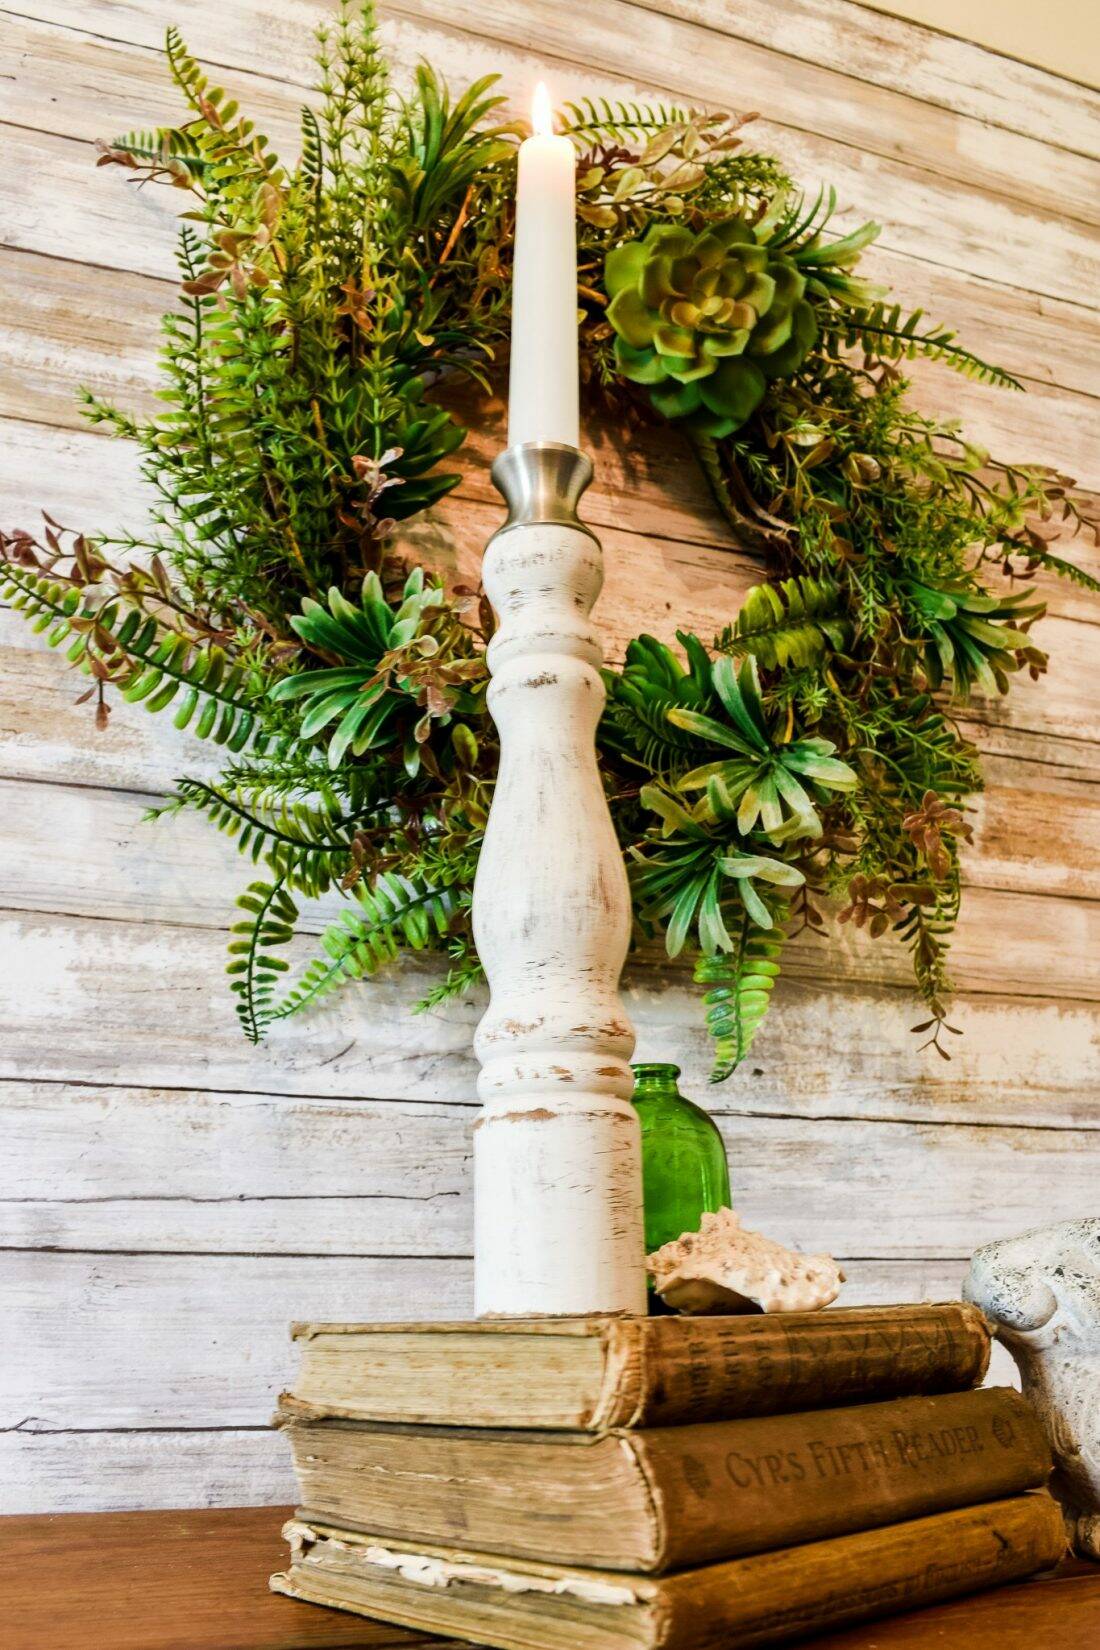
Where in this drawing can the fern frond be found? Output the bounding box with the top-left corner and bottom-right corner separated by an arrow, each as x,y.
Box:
715,577 -> 851,669
269,870 -> 468,1023
1026,549 -> 1100,592
601,631 -> 715,773
106,124 -> 209,180
155,776 -> 361,894
214,748 -> 372,807
227,876 -> 298,1043
831,303 -> 1023,389
601,696 -> 701,773
300,104 -> 324,201
165,25 -> 209,109
164,25 -> 283,189
0,560 -> 270,752
694,912 -> 786,1082
559,97 -> 690,145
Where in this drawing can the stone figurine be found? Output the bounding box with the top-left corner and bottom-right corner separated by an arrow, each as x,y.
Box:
965,1219 -> 1100,1560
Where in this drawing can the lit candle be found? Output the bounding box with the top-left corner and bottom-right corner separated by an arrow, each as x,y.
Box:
507,83 -> 579,450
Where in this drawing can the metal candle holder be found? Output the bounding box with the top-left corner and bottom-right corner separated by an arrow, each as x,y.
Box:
470,442 -> 646,1318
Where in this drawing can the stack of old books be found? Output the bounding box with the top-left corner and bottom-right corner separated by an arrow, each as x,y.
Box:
270,1304 -> 1065,1649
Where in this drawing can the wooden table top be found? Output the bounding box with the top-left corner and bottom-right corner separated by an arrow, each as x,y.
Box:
6,1505 -> 1100,1650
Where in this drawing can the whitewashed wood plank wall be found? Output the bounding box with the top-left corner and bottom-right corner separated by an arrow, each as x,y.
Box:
0,0 -> 1097,1511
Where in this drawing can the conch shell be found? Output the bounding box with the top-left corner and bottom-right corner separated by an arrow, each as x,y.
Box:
647,1208 -> 845,1315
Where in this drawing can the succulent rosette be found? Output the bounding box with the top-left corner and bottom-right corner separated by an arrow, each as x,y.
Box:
605,218 -> 818,436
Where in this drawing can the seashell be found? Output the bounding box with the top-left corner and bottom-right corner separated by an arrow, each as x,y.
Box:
646,1207 -> 845,1315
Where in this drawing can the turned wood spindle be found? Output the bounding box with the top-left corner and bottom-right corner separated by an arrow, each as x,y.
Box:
471,441 -> 647,1318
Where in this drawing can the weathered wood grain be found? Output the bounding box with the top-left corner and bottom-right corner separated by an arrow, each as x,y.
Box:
0,907 -> 482,1100
858,253 -> 1100,398
11,0 -> 328,79
3,16 -> 308,161
2,1087 -> 476,1255
0,1253 -> 473,1434
7,214 -> 1099,422
2,414 -> 1097,671
1,0 -> 1097,1515
0,752 -> 1096,974
7,4 -> 1097,229
965,725 -> 1100,780
1,912 -> 1097,1124
0,1253 -> 1020,1441
3,15 -> 1099,306
627,0 -> 1100,156
384,0 -> 1100,225
19,0 -> 1095,165
966,759 -> 1100,897
0,612 -> 226,793
0,384 -> 1081,648
4,1083 -> 1099,1261
3,608 -> 1098,837
2,873 -> 1098,1015
0,1432 -> 295,1515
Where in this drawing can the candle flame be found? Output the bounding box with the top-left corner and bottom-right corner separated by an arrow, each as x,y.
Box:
531,82 -> 554,137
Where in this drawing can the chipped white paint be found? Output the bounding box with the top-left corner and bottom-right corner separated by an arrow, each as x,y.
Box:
471,444 -> 645,1316
965,1221 -> 1100,1559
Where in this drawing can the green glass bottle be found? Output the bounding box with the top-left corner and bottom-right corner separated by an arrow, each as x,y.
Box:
631,1062 -> 732,1257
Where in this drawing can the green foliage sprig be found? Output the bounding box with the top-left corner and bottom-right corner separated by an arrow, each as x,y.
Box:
4,3 -> 1096,1077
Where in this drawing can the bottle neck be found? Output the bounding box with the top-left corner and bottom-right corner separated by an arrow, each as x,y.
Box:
631,1062 -> 683,1100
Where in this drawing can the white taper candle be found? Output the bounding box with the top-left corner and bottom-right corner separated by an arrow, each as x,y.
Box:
507,84 -> 580,449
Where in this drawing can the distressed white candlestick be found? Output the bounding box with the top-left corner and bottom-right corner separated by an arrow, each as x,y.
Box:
471,443 -> 647,1318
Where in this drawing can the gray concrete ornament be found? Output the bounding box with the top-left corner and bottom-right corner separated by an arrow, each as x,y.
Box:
965,1219 -> 1100,1560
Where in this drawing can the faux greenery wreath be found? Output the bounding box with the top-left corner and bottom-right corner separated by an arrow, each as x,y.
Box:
4,4 -> 1096,1078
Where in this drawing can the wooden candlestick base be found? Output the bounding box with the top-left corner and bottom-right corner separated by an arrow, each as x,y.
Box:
471,442 -> 646,1319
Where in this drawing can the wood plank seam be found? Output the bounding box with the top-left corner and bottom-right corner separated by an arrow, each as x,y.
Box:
379,0 -> 1100,226
5,1069 -> 1098,1130
620,0 -> 1100,160
1,0 -> 1097,1513
3,18 -> 1098,306
10,0 -> 1096,170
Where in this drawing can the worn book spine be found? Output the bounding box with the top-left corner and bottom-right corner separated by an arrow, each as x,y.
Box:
280,1386 -> 1050,1573
640,1384 -> 1050,1570
597,1301 -> 991,1428
659,1493 -> 1067,1649
269,1494 -> 1066,1650
286,1303 -> 991,1432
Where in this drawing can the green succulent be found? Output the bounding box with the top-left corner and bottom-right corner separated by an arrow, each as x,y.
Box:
604,217 -> 818,436
903,580 -> 1047,698
669,655 -> 857,837
600,629 -> 716,772
269,567 -> 446,768
634,784 -> 805,949
385,381 -> 468,520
